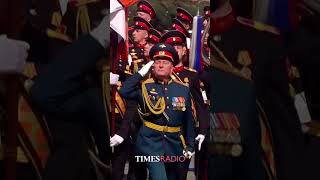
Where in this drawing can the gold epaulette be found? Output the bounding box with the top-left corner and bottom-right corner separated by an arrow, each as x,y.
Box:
143,78 -> 155,84
172,78 -> 189,87
184,66 -> 197,73
237,17 -> 280,35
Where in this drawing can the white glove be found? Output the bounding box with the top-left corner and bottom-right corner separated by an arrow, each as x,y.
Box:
110,134 -> 124,147
183,150 -> 195,159
110,72 -> 119,85
90,15 -> 109,48
195,134 -> 205,151
138,61 -> 154,77
0,35 -> 30,74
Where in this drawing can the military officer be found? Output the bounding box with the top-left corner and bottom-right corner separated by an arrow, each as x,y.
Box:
206,0 -> 305,180
119,43 -> 195,180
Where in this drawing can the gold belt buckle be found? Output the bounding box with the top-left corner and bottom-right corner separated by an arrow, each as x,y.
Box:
163,126 -> 168,133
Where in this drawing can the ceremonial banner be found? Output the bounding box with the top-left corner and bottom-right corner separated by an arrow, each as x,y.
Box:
111,0 -> 138,39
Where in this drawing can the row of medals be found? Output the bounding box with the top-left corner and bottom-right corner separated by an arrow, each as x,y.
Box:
172,97 -> 186,111
209,113 -> 243,157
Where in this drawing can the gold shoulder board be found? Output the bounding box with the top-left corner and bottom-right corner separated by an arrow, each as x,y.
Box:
173,79 -> 189,87
143,78 -> 155,84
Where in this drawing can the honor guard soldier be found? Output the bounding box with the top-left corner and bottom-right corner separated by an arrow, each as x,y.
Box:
176,7 -> 193,31
136,0 -> 166,32
129,16 -> 153,71
119,43 -> 195,180
136,0 -> 156,23
206,0 -> 305,180
144,28 -> 162,60
171,18 -> 190,38
171,18 -> 191,50
161,30 -> 210,179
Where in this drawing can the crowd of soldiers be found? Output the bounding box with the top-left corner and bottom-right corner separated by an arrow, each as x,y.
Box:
110,0 -> 308,180
110,1 -> 211,179
0,0 -> 313,180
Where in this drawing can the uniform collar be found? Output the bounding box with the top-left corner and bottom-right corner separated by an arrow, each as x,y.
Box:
156,77 -> 173,85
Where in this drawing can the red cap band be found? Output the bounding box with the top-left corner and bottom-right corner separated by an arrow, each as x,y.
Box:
135,21 -> 150,30
154,50 -> 174,61
179,13 -> 192,22
165,37 -> 183,44
139,4 -> 155,18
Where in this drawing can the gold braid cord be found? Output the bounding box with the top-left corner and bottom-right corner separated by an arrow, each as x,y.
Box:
76,5 -> 91,39
75,0 -> 101,38
141,82 -> 166,115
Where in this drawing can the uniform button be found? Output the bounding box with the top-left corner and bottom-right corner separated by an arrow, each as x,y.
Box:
119,64 -> 122,67
166,97 -> 169,99
164,134 -> 167,138
177,72 -> 179,75
164,88 -> 168,91
119,60 -> 122,62
167,106 -> 169,109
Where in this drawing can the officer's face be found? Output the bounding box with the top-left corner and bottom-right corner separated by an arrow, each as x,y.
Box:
182,22 -> 190,30
174,45 -> 186,61
132,29 -> 148,43
153,59 -> 173,79
144,42 -> 154,57
137,12 -> 151,22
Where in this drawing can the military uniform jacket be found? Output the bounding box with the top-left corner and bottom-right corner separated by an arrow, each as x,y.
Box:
119,73 -> 195,156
